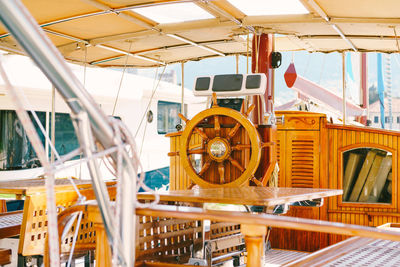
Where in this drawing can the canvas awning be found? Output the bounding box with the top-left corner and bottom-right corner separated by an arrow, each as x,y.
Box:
1,0 -> 400,67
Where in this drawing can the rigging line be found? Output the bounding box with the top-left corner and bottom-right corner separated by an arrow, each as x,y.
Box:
303,53 -> 311,77
134,65 -> 159,138
246,32 -> 249,74
318,54 -> 327,84
13,83 -> 61,161
112,42 -> 133,116
67,211 -> 83,267
394,27 -> 400,51
0,57 -> 60,266
79,44 -> 88,179
134,64 -> 167,138
393,54 -> 400,69
139,65 -> 167,158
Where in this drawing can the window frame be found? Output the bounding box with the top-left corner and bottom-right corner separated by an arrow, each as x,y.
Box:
338,143 -> 396,209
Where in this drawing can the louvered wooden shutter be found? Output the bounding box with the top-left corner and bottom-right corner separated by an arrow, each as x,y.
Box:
287,131 -> 319,188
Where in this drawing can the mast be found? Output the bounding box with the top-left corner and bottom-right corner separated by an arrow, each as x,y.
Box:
251,33 -> 274,124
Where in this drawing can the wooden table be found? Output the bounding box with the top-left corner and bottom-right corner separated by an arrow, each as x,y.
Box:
138,187 -> 342,267
138,187 -> 342,206
0,178 -> 116,199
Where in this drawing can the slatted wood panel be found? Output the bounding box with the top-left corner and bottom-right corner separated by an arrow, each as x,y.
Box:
168,132 -> 201,190
327,125 -> 399,245
271,112 -> 324,252
137,215 -> 203,263
210,222 -> 243,258
19,186 -> 116,256
287,131 -> 319,188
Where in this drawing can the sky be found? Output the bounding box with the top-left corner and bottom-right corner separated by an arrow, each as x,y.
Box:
135,51 -> 400,107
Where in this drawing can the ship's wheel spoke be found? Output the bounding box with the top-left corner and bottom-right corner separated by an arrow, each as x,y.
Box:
188,148 -> 206,154
227,122 -> 241,140
232,144 -> 251,151
198,158 -> 212,176
194,127 -> 210,141
229,157 -> 244,172
214,115 -> 221,137
218,162 -> 225,184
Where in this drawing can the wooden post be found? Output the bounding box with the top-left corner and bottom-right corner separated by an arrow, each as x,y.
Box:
95,223 -> 112,266
241,224 -> 267,267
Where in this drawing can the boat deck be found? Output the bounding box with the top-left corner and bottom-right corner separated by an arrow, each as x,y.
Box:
264,249 -> 310,266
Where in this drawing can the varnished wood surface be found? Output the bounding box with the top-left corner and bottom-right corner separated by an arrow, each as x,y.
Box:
138,187 -> 342,206
326,124 -> 400,245
136,205 -> 400,242
0,178 -> 116,196
0,211 -> 23,239
0,248 -> 11,266
285,236 -> 400,266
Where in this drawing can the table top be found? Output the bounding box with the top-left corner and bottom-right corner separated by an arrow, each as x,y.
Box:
0,178 -> 116,196
138,187 -> 342,206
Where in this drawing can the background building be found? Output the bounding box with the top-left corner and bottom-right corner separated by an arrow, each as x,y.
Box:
369,98 -> 400,130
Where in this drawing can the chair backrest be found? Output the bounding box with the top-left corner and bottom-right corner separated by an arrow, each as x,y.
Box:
136,213 -> 203,263
18,185 -> 116,256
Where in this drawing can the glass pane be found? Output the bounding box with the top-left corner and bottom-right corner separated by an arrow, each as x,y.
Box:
227,0 -> 308,16
0,110 -> 45,170
157,101 -> 181,134
133,3 -> 214,24
49,113 -> 79,159
343,148 -> 392,204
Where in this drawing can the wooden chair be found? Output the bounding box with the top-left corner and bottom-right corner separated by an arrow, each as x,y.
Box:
46,203 -> 203,267
18,186 -> 116,267
0,211 -> 22,267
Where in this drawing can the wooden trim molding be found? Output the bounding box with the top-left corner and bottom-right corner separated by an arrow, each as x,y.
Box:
337,143 -> 397,209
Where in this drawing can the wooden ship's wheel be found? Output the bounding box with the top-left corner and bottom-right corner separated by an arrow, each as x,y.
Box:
179,95 -> 262,188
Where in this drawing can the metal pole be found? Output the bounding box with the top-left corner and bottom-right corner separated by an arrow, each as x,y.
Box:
181,62 -> 185,118
342,52 -> 347,125
0,1 -> 135,265
236,54 -> 239,74
51,85 -> 56,163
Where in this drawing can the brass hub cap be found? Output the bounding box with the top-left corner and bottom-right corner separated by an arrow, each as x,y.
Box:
207,137 -> 231,162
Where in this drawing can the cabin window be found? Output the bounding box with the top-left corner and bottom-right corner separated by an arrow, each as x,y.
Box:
0,110 -> 45,170
157,101 -> 183,134
342,148 -> 392,204
374,116 -> 379,123
0,110 -> 79,171
50,113 -> 80,158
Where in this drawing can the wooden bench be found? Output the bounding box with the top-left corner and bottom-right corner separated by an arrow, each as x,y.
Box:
0,210 -> 23,239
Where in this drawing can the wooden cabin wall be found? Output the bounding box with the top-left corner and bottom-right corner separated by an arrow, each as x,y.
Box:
271,111 -> 400,251
270,111 -> 329,252
167,132 -> 198,190
326,124 -> 399,245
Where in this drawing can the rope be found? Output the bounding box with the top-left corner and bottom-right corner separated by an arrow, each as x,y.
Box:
318,54 -> 326,84
0,56 -> 60,266
112,42 -> 133,116
134,65 -> 167,139
394,27 -> 400,51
